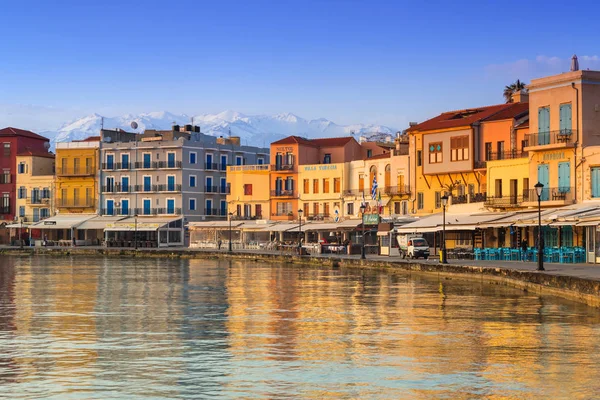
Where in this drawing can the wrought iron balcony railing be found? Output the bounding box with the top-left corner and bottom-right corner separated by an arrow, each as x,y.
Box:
524,130 -> 576,147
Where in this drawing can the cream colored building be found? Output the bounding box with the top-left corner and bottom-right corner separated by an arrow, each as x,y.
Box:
298,162 -> 345,221
15,151 -> 55,225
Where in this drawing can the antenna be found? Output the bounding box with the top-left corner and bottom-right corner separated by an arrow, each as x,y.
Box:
228,127 -> 231,138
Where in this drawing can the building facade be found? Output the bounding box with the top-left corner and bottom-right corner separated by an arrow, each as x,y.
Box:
0,127 -> 51,223
15,151 -> 55,225
55,138 -> 100,215
100,126 -> 269,222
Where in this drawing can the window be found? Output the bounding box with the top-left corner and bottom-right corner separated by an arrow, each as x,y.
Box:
394,202 -> 400,214
255,204 -> 262,218
189,175 -> 196,188
61,189 -> 67,205
257,158 -> 264,165
188,198 -> 196,211
121,154 -> 129,169
167,152 -> 176,168
86,188 -> 92,205
18,163 -> 26,174
121,199 -> 129,215
303,203 -> 309,216
495,179 -> 503,198
142,153 -> 151,168
220,201 -> 227,216
143,199 -> 151,215
358,175 -> 364,192
485,142 -> 492,161
18,187 -> 26,199
304,179 -> 309,194
244,184 -> 252,195
435,192 -> 441,209
143,176 -> 151,192
417,192 -> 424,210
166,199 -> 175,214
323,202 -> 330,216
206,176 -> 213,192
236,156 -> 243,166
167,175 -> 175,191
285,177 -> 294,192
106,199 -> 115,216
73,158 -> 80,174
334,178 -> 340,193
61,158 -> 67,173
205,153 -> 213,168
276,202 -> 292,215
428,142 -> 442,163
417,150 -> 422,167
189,152 -> 197,164
347,202 -> 354,215
220,155 -> 228,170
313,179 -> 319,193
323,178 -> 330,193
450,136 -> 469,161
497,141 -> 505,159
367,149 -> 373,158
205,199 -> 213,215
324,154 -> 331,164
40,208 -> 49,219
73,188 -> 80,205
313,202 -> 319,216
19,206 -> 25,218
3,143 -> 10,157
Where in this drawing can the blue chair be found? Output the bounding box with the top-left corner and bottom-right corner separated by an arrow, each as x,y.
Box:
560,248 -> 574,263
574,248 -> 586,263
474,248 -> 483,260
503,248 -> 512,261
510,248 -> 520,261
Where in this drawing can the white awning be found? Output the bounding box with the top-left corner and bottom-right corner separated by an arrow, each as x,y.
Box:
105,216 -> 182,232
30,214 -> 96,230
577,220 -> 600,227
549,221 -> 577,226
266,222 -> 311,232
77,216 -> 128,230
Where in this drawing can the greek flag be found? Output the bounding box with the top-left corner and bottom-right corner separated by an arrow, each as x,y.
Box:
371,176 -> 378,200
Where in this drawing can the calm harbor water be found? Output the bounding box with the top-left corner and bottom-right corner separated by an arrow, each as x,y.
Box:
0,256 -> 600,399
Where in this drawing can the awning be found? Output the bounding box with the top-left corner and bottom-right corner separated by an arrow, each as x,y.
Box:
305,223 -> 346,231
262,222 -> 312,232
188,221 -> 243,229
105,216 -> 182,232
577,220 -> 600,227
549,221 -> 577,226
30,214 -> 96,230
77,216 -> 128,230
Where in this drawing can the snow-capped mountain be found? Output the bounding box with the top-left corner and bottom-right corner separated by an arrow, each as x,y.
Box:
40,110 -> 397,147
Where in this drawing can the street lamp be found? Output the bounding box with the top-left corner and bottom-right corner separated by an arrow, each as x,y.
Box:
535,182 -> 545,271
298,209 -> 303,256
360,203 -> 366,260
134,213 -> 138,250
441,194 -> 448,263
228,212 -> 233,252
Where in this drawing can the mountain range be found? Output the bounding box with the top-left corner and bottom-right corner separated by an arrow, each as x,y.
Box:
39,111 -> 397,148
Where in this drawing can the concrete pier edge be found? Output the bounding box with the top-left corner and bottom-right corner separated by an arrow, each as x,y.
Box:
3,247 -> 600,308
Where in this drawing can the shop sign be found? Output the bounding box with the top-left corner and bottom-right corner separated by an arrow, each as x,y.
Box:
363,214 -> 380,225
275,146 -> 293,152
303,165 -> 337,171
543,152 -> 566,161
43,221 -> 56,225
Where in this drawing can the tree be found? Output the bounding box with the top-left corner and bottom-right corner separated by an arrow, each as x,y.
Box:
503,79 -> 527,103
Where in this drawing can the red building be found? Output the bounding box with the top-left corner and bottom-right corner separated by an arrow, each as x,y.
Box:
0,127 -> 51,222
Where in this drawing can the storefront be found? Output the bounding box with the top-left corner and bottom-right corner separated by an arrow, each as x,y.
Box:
105,217 -> 184,247
29,214 -> 96,246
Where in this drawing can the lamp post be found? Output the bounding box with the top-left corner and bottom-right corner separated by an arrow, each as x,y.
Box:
535,182 -> 545,271
134,213 -> 138,250
228,212 -> 233,252
298,209 -> 303,256
441,194 -> 448,264
360,203 -> 366,260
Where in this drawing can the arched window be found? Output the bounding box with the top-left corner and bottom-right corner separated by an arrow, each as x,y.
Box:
384,164 -> 391,189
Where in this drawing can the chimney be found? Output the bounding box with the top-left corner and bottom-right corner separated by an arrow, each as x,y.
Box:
512,90 -> 529,103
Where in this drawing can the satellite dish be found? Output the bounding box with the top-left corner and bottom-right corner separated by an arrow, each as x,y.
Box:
131,121 -> 138,130
103,137 -> 112,143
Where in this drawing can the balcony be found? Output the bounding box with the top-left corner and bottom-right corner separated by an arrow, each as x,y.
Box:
26,197 -> 51,206
473,161 -> 486,169
453,193 -> 487,205
101,162 -> 130,170
205,162 -> 228,171
205,185 -> 230,194
204,208 -> 227,216
158,161 -> 182,169
0,206 -> 10,214
135,161 -> 158,169
343,189 -> 367,196
484,196 -> 525,208
485,150 -> 528,161
272,163 -> 294,172
524,130 -> 576,150
58,199 -> 96,208
229,165 -> 270,172
133,207 -> 182,216
56,167 -> 95,176
383,186 -> 411,196
522,187 -> 574,206
270,189 -> 297,197
156,184 -> 182,192
0,174 -> 12,184
100,208 -> 133,216
271,213 -> 296,220
102,184 -> 131,193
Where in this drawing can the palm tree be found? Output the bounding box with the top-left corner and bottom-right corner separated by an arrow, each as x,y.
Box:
503,79 -> 527,103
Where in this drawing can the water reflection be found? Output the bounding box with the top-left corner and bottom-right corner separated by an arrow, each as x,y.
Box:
0,256 -> 599,398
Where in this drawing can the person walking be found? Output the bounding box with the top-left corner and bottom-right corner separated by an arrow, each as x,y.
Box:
218,239 -> 222,250
521,239 -> 528,261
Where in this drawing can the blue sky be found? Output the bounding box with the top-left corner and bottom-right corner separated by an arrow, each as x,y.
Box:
1,0 -> 599,130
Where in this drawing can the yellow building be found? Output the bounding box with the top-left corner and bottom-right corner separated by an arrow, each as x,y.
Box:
226,164 -> 271,219
55,138 -> 100,214
298,162 -> 345,220
15,151 -> 55,225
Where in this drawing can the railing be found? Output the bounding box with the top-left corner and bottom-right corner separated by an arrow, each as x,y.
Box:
101,162 -> 130,170
132,161 -> 182,169
484,196 -> 525,207
229,165 -> 270,172
0,174 -> 12,184
343,189 -> 367,196
485,150 -> 527,161
102,184 -> 131,193
272,163 -> 294,172
383,185 -> 411,195
58,199 -> 96,208
204,208 -> 227,216
134,184 -> 158,192
471,192 -> 487,202
133,207 -> 182,216
26,197 -> 51,205
524,130 -> 576,147
205,162 -> 228,171
270,189 -> 297,197
100,208 -> 133,216
473,161 -> 486,169
158,161 -> 182,169
307,213 -> 330,221
271,213 -> 296,220
56,167 -> 95,176
525,187 -> 573,202
452,194 -> 468,205
231,215 -> 263,220
156,184 -> 182,192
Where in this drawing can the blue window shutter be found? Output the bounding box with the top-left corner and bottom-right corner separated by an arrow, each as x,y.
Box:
560,104 -> 572,132
593,168 -> 600,198
558,162 -> 570,192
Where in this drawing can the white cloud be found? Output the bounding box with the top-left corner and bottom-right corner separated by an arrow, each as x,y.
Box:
485,54 -> 600,80
581,55 -> 600,62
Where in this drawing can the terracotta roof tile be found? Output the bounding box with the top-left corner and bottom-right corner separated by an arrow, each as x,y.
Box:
406,103 -> 523,133
271,135 -> 355,147
73,136 -> 101,142
483,102 -> 529,122
0,127 -> 49,141
365,152 -> 391,160
17,150 -> 55,159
